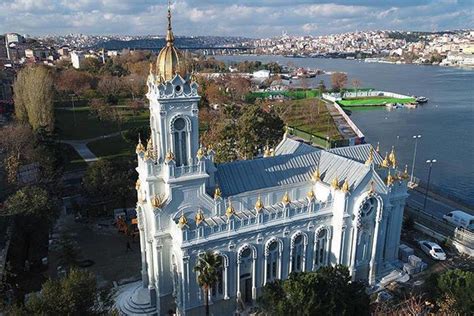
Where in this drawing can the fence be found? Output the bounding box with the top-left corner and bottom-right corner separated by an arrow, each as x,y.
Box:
454,227 -> 474,249
405,206 -> 455,237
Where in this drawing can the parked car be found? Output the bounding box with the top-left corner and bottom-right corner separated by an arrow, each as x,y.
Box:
443,210 -> 474,230
418,240 -> 446,261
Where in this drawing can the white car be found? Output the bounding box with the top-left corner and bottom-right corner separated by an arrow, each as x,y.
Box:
418,240 -> 446,261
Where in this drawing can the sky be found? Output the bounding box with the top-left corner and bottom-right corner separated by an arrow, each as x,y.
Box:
0,0 -> 472,37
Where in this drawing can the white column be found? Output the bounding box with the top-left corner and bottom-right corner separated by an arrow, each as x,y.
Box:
302,240 -> 308,272
236,259 -> 241,299
146,239 -> 157,307
339,226 -> 347,265
349,224 -> 359,280
369,212 -> 383,285
263,254 -> 268,285
252,256 -> 257,300
223,258 -> 229,300
138,224 -> 148,288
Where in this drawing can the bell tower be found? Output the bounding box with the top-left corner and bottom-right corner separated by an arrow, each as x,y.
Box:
144,2 -> 200,166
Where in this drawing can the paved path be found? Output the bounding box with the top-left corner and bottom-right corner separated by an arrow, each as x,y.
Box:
323,100 -> 358,139
60,131 -> 123,163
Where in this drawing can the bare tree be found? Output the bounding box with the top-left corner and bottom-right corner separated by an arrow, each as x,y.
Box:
331,72 -> 348,92
351,78 -> 362,96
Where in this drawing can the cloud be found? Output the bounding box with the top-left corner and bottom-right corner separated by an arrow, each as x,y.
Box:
0,0 -> 472,37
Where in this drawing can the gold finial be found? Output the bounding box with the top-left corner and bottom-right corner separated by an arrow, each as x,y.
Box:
145,138 -> 154,160
214,186 -> 222,200
386,169 -> 394,186
166,0 -> 175,45
365,147 -> 374,166
196,146 -> 205,160
255,195 -> 264,212
151,195 -> 163,208
135,179 -> 141,190
178,211 -> 188,229
376,142 -> 380,153
402,164 -> 409,180
283,125 -> 289,138
165,150 -> 175,162
311,168 -> 321,182
225,199 -> 234,219
389,146 -> 397,167
136,136 -> 145,154
149,62 -> 153,74
282,191 -> 291,205
342,179 -> 350,193
307,189 -> 315,200
263,145 -> 271,158
331,177 -> 339,190
368,181 -> 375,194
195,209 -> 205,225
381,152 -> 390,168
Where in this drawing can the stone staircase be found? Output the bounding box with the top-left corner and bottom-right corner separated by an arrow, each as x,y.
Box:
116,281 -> 158,315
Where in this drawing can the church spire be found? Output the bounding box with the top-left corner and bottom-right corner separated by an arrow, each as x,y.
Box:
166,0 -> 175,45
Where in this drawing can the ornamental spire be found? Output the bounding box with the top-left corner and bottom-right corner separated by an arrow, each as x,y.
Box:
331,177 -> 339,190
381,152 -> 390,168
342,179 -> 350,193
166,0 -> 175,45
282,191 -> 291,205
365,147 -> 374,166
389,146 -> 397,167
255,195 -> 264,212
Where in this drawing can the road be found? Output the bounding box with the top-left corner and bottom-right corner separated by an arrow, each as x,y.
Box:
406,187 -> 473,219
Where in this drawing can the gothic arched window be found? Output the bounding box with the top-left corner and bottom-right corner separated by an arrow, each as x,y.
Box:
291,234 -> 304,273
266,240 -> 279,282
173,117 -> 188,166
314,228 -> 328,270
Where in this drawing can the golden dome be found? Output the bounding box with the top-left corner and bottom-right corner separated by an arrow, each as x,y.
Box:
342,179 -> 350,193
331,177 -> 339,190
255,195 -> 264,212
282,191 -> 291,205
178,212 -> 188,229
156,4 -> 187,82
195,209 -> 205,225
214,186 -> 222,200
307,189 -> 315,200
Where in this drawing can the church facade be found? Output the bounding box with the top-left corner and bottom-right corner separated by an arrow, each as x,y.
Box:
117,6 -> 409,316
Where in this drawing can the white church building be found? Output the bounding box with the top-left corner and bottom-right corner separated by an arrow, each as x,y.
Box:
117,5 -> 409,316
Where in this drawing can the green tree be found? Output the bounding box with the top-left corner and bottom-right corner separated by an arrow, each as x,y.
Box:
13,65 -> 55,132
20,269 -> 114,315
2,186 -> 54,219
193,252 -> 223,316
237,104 -> 284,159
436,269 -> 474,314
83,159 -> 135,211
258,265 -> 369,316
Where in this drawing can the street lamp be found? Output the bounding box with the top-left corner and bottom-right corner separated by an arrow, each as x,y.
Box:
410,135 -> 421,184
422,159 -> 437,213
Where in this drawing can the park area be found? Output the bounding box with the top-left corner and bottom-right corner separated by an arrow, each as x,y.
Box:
338,96 -> 416,107
55,106 -> 149,170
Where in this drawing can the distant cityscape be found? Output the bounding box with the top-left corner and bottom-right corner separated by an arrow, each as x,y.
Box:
1,30 -> 473,69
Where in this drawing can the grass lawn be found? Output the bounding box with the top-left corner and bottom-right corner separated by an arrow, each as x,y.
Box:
87,133 -> 135,160
55,107 -> 149,140
338,97 -> 416,106
277,98 -> 342,141
59,143 -> 87,172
